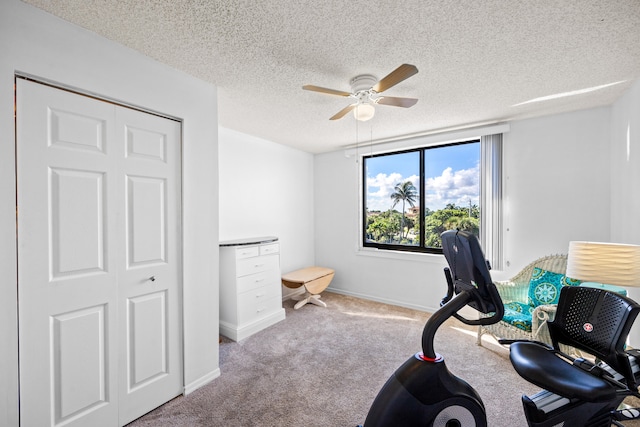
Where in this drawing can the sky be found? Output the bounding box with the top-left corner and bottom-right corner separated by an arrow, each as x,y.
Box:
365,142 -> 480,212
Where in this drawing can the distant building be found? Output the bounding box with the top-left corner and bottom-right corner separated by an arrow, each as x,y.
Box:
407,206 -> 420,217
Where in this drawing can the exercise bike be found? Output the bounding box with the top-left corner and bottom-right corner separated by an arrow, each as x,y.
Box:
359,229 -> 505,426
360,229 -> 640,426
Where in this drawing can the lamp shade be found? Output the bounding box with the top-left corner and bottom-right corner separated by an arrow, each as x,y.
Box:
566,241 -> 640,287
354,103 -> 375,121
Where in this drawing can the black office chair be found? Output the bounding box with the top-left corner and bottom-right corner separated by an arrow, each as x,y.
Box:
508,286 -> 640,426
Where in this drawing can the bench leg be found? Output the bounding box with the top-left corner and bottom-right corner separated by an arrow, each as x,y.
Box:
292,292 -> 326,309
308,294 -> 327,308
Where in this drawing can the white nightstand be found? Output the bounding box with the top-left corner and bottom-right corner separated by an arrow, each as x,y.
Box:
219,236 -> 286,341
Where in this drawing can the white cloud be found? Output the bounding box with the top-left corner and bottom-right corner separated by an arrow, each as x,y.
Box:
425,166 -> 479,209
366,166 -> 478,212
367,172 -> 402,198
366,173 -> 419,211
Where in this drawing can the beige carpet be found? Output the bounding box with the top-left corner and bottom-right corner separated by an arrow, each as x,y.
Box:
127,292 -> 640,426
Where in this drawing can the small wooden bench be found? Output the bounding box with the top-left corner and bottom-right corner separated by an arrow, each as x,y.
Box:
281,266 -> 334,310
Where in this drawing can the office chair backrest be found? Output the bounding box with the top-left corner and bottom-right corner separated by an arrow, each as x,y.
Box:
548,286 -> 640,387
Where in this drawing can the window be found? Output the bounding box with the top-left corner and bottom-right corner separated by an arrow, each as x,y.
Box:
363,134 -> 502,264
364,140 -> 480,253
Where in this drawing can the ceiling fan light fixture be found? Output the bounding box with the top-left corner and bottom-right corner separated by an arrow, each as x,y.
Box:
354,103 -> 375,121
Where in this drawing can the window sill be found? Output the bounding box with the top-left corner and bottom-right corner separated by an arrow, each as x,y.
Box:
355,247 -> 505,275
356,247 -> 444,263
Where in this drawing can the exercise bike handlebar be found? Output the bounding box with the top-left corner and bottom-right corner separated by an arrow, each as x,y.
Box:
422,267 -> 504,359
442,267 -> 504,327
422,230 -> 504,359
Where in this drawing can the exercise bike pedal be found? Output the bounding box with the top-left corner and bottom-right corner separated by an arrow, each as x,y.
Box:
614,407 -> 640,420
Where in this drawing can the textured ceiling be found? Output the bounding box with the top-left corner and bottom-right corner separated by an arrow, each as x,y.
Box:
23,0 -> 640,153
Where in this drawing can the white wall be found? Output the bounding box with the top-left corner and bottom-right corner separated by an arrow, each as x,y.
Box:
501,107 -> 612,279
610,79 -> 640,244
610,79 -> 640,346
0,2 -> 219,425
314,106 -> 614,312
218,127 -> 315,297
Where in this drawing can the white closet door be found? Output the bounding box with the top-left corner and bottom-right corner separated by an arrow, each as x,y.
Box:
16,79 -> 182,427
116,105 -> 183,426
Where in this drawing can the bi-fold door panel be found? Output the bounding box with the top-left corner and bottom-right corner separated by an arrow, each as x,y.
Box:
117,107 -> 182,426
17,79 -> 119,427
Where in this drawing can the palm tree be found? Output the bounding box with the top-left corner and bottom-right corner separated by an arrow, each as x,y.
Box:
390,181 -> 418,240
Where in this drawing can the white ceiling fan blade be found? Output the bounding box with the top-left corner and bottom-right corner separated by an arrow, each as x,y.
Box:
377,96 -> 418,108
373,64 -> 418,93
303,84 -> 352,97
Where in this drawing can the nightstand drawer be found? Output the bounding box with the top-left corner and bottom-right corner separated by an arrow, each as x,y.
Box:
236,254 -> 279,277
237,294 -> 282,325
260,243 -> 279,255
239,281 -> 281,301
236,269 -> 280,294
235,246 -> 259,259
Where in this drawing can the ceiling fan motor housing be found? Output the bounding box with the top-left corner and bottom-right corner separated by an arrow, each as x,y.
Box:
351,74 -> 379,104
351,74 -> 378,94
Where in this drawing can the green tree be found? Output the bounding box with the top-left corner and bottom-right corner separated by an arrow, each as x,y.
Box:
401,216 -> 416,242
390,181 -> 418,239
366,210 -> 402,243
424,204 -> 479,247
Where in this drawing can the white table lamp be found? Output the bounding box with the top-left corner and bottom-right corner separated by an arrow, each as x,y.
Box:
566,241 -> 640,292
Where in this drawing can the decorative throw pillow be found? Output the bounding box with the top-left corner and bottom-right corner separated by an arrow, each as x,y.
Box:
527,267 -> 581,307
502,302 -> 534,332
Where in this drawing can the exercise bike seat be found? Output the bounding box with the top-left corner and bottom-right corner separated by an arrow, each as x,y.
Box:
510,341 -> 617,402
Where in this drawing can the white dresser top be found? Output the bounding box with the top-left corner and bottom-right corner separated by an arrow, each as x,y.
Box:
219,236 -> 278,247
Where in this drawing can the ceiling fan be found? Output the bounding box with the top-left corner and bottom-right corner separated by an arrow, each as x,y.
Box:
303,64 -> 419,121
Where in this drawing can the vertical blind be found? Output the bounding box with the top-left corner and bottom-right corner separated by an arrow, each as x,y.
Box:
480,133 -> 503,270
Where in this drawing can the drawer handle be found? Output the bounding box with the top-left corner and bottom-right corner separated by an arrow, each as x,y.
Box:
255,278 -> 265,283
256,293 -> 266,298
254,263 -> 265,268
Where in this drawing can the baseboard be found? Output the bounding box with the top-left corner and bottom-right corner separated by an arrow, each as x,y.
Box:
326,287 -> 437,313
183,368 -> 220,395
220,308 -> 286,341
